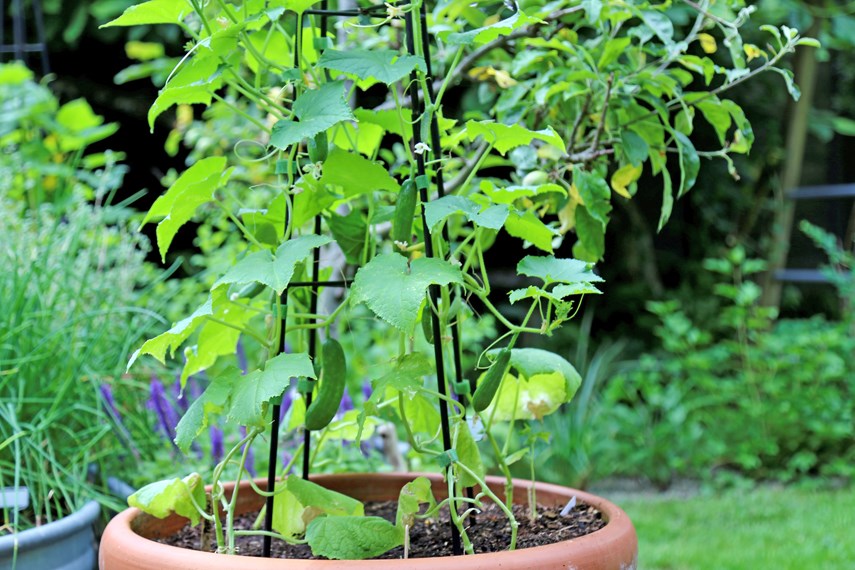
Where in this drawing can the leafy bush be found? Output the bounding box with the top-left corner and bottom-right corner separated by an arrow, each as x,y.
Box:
0,62 -> 125,210
597,249 -> 855,486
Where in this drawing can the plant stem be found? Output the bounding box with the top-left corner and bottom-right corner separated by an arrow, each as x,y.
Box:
455,461 -> 519,550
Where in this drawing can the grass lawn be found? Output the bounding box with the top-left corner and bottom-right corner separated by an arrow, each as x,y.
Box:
616,485 -> 855,570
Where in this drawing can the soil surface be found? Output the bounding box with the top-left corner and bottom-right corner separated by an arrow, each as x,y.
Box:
157,500 -> 605,559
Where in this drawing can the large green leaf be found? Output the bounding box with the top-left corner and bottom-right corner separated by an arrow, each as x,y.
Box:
350,255 -> 463,334
465,120 -> 565,156
691,95 -> 732,146
292,177 -> 336,227
272,476 -> 364,539
507,348 -> 581,388
240,192 -> 287,246
479,180 -> 566,205
640,10 -> 674,45
213,235 -> 332,294
483,371 -> 568,421
270,82 -> 354,150
573,206 -> 605,261
128,473 -> 206,525
145,30 -> 238,129
141,157 -> 232,261
453,419 -> 485,488
483,347 -> 582,421
229,353 -> 315,427
423,195 -> 508,232
620,130 -> 649,166
508,283 -> 600,306
504,210 -> 556,253
393,392 -> 440,437
373,353 -> 434,397
442,9 -> 543,46
101,0 -> 190,27
517,256 -> 603,287
317,49 -> 425,87
673,130 -> 700,197
573,170 -> 612,227
319,147 -> 400,197
328,210 -> 371,265
281,0 -> 321,14
174,368 -> 239,452
306,516 -> 403,560
128,294 -> 215,368
175,354 -> 315,449
180,300 -> 255,384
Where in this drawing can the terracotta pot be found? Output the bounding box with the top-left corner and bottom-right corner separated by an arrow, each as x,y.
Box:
99,473 -> 637,569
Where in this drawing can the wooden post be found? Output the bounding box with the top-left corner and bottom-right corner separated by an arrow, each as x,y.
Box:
760,20 -> 821,308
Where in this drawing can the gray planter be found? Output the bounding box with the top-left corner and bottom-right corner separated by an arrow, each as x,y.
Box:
0,500 -> 100,570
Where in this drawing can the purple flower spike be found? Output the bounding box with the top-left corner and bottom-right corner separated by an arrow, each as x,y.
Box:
279,386 -> 294,424
240,426 -> 256,477
361,379 -> 372,403
100,384 -> 118,417
236,339 -> 248,375
100,383 -> 141,460
173,375 -> 189,412
210,426 -> 224,464
338,388 -> 354,415
148,376 -> 178,442
281,451 -> 294,475
189,375 -> 203,400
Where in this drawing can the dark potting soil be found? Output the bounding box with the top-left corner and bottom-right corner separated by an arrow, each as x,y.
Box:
156,499 -> 606,559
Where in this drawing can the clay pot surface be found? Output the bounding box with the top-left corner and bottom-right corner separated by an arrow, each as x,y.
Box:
100,473 -> 637,570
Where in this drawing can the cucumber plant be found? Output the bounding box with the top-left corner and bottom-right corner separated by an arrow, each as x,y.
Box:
106,0 -> 817,560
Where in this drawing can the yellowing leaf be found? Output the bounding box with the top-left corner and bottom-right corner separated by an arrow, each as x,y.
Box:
568,183 -> 585,206
743,44 -> 766,62
697,33 -> 717,54
610,164 -> 642,199
469,66 -> 517,88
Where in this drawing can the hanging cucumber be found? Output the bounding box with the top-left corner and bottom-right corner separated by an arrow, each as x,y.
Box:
305,338 -> 347,431
307,131 -> 328,163
391,179 -> 418,249
421,306 -> 434,344
231,281 -> 266,300
471,349 -> 511,412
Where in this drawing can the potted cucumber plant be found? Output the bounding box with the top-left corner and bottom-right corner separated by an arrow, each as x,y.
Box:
98,0 -> 816,568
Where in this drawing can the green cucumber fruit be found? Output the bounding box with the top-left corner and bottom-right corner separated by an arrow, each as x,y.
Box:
421,306 -> 434,344
471,349 -> 511,412
305,338 -> 347,431
391,179 -> 418,248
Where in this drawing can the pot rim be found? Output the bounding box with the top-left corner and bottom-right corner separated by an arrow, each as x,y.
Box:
101,472 -> 637,569
0,500 -> 100,554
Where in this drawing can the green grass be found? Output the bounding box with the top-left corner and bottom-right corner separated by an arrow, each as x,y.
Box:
618,486 -> 855,570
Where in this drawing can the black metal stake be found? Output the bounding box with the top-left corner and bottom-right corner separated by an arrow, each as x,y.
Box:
404,8 -> 463,556
262,291 -> 289,558
301,0 -> 330,483
417,5 -> 477,522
